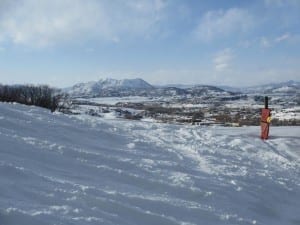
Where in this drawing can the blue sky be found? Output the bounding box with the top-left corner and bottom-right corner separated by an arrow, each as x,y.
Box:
0,0 -> 299,87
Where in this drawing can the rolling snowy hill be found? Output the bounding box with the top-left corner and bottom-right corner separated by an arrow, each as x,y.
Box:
0,102 -> 300,225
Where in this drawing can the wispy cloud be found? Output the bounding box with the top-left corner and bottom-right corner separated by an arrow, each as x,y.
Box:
0,0 -> 169,48
260,33 -> 291,48
194,8 -> 253,41
213,48 -> 234,72
275,33 -> 290,43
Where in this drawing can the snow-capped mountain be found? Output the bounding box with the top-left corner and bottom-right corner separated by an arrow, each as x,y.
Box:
66,78 -> 153,97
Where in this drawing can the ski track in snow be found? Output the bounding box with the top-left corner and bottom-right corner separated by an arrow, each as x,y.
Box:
0,102 -> 300,225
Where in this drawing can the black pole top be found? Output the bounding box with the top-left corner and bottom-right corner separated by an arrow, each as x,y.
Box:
264,96 -> 268,109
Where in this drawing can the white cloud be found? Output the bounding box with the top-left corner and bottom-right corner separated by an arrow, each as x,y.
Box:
213,48 -> 234,72
275,33 -> 290,43
0,0 -> 168,47
260,33 -> 291,48
195,8 -> 253,41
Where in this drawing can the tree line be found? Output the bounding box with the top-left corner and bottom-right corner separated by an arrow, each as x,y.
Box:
0,84 -> 66,112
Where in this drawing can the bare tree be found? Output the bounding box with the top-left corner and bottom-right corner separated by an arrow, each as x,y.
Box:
0,84 -> 66,112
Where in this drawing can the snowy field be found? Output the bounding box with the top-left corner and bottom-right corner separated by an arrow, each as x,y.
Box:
75,96 -> 209,108
0,102 -> 300,225
76,96 -> 159,105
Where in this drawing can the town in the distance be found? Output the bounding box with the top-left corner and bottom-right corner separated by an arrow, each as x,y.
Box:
59,78 -> 300,127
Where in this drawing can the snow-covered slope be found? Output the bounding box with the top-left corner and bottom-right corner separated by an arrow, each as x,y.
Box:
66,78 -> 153,97
0,103 -> 300,225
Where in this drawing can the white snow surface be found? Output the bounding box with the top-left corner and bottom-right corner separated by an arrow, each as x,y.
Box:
76,96 -> 156,105
0,102 -> 300,225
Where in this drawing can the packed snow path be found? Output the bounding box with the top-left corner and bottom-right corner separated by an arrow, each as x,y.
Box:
0,103 -> 299,225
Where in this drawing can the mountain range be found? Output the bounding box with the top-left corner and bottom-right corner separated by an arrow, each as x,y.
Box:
65,78 -> 300,98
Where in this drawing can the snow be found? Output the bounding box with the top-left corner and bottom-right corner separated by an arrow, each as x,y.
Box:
273,86 -> 295,93
272,107 -> 300,120
76,96 -> 156,105
103,111 -> 118,119
0,102 -> 300,225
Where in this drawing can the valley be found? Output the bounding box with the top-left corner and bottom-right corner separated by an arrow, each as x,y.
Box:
62,79 -> 300,126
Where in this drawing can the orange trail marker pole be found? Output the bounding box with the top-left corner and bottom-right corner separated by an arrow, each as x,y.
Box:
260,96 -> 271,139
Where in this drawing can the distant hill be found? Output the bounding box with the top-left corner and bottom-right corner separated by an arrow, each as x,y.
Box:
65,78 -> 154,97
187,85 -> 232,96
65,78 -> 237,98
219,80 -> 300,94
65,78 -> 299,98
245,80 -> 300,94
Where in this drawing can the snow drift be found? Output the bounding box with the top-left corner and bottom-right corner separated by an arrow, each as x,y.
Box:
0,102 -> 299,225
